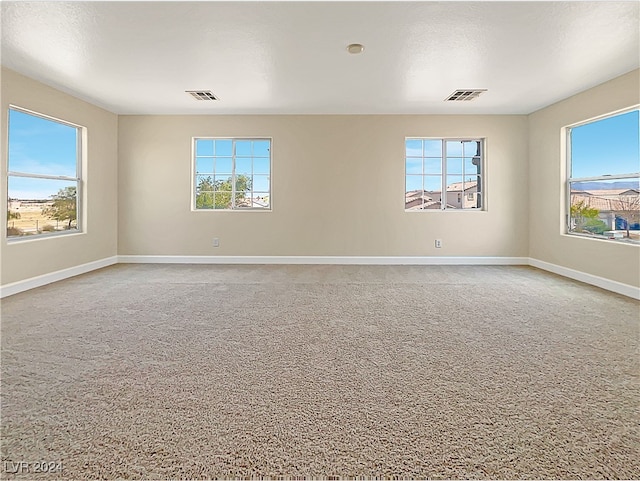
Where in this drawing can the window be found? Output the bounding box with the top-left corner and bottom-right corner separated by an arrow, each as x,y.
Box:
405,138 -> 484,210
7,107 -> 82,239
193,138 -> 271,210
567,108 -> 639,244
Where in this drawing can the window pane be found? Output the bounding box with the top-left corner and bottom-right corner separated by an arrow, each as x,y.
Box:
195,139 -> 214,156
464,157 -> 481,175
235,174 -> 252,193
463,140 -> 481,158
405,175 -> 422,191
424,176 -> 442,192
215,157 -> 232,174
446,157 -> 463,175
406,139 -> 422,157
253,175 -> 269,192
466,175 -> 481,194
214,140 -> 232,156
445,141 -> 464,157
236,158 -> 252,175
7,176 -> 78,237
424,158 -> 441,175
195,191 -> 214,209
8,109 -> 78,178
196,175 -> 214,192
235,140 -> 252,157
424,140 -> 442,157
446,176 -> 464,190
253,157 -> 270,174
253,140 -> 270,157
235,192 -> 251,208
405,189 -> 424,210
195,157 -> 214,174
569,178 -> 639,243
214,192 -> 232,209
406,158 -> 422,175
214,175 -> 232,190
252,195 -> 270,208
571,110 -> 639,178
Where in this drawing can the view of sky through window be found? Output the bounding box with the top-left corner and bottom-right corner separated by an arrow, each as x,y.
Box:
8,109 -> 78,199
571,109 -> 640,179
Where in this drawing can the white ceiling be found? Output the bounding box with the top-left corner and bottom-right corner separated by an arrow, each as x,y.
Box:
1,1 -> 638,115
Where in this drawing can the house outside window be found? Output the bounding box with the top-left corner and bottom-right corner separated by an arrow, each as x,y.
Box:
405,138 -> 484,210
193,138 -> 271,210
6,107 -> 83,239
567,108 -> 639,244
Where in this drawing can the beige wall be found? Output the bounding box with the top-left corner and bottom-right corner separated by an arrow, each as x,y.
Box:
118,115 -> 529,257
528,69 -> 640,287
1,68 -> 118,285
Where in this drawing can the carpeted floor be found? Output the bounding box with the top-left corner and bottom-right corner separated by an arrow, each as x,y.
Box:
1,264 -> 639,480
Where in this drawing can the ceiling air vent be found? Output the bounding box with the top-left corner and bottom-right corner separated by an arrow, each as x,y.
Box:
186,90 -> 219,101
445,89 -> 487,101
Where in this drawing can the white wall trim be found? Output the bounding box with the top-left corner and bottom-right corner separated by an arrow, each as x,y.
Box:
117,255 -> 530,266
0,256 -> 118,298
529,258 -> 640,300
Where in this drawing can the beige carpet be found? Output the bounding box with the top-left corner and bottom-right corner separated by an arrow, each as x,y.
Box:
1,264 -> 639,480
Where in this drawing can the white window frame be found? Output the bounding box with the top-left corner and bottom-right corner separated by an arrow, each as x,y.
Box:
191,137 -> 272,211
6,106 -> 83,241
405,137 -> 485,211
565,106 -> 640,241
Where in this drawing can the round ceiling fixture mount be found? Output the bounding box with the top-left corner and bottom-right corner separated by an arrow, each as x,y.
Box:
346,43 -> 364,54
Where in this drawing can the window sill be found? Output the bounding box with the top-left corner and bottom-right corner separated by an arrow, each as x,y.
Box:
563,231 -> 640,246
5,230 -> 85,244
404,209 -> 487,213
191,208 -> 273,213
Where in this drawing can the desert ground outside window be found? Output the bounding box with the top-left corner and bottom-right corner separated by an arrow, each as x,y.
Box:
6,107 -> 83,240
192,138 -> 271,211
566,108 -> 640,244
405,138 -> 484,211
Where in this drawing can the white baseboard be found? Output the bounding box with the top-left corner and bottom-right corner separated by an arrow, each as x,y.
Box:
117,255 -> 530,266
0,256 -> 118,298
529,258 -> 640,300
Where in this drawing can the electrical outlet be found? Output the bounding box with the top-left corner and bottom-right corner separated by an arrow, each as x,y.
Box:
435,239 -> 442,248
213,237 -> 220,247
